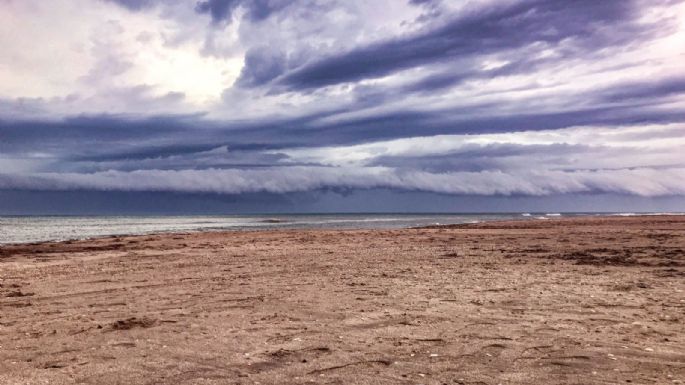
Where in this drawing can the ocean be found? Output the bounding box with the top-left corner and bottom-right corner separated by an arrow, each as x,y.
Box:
0,213 -> 669,244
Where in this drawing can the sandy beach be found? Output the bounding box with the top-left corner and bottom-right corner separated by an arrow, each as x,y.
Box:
1,215 -> 684,385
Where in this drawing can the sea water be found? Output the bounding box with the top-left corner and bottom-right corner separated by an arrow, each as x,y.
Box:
0,213 -> 667,244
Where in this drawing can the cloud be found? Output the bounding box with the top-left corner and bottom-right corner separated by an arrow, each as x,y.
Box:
277,0 -> 654,90
1,166 -> 684,197
103,0 -> 161,11
600,75 -> 685,103
276,124 -> 685,165
234,46 -> 288,87
195,0 -> 241,23
195,0 -> 292,24
0,0 -> 684,208
1,122 -> 683,197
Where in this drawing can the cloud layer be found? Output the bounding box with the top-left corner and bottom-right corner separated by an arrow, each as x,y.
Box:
0,0 -> 684,204
2,166 -> 685,197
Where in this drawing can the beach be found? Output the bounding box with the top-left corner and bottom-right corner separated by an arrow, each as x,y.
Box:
1,215 -> 684,384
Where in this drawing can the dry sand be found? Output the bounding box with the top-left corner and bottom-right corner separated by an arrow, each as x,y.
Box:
1,216 -> 684,384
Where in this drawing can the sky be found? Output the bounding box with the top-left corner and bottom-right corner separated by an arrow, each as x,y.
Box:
0,0 -> 684,214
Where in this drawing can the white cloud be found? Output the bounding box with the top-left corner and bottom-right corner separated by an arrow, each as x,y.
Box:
275,124 -> 685,167
0,0 -> 242,110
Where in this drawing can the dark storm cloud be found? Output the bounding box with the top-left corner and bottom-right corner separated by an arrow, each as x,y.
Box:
235,46 -> 288,87
0,114 -> 194,152
283,104 -> 685,145
398,59 -> 534,95
278,0 -> 652,90
367,143 -> 593,173
4,189 -> 683,215
408,0 -> 435,5
600,76 -> 685,103
70,146 -> 291,173
105,0 -> 293,22
69,144 -> 221,163
195,0 -> 292,24
103,0 -> 162,11
195,0 -> 241,22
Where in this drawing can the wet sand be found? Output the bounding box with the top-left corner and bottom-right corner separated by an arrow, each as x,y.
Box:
1,216 -> 684,384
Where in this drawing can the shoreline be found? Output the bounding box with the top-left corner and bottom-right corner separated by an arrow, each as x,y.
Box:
2,212 -> 683,247
1,215 -> 684,384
